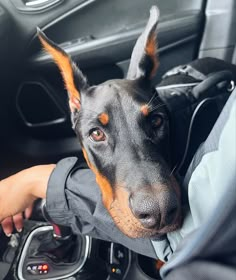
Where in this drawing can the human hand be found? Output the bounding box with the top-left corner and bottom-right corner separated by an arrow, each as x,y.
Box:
0,164 -> 55,236
1,206 -> 33,236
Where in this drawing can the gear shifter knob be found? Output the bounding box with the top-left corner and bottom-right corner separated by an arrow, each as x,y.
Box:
51,223 -> 72,240
40,199 -> 72,240
30,198 -> 47,221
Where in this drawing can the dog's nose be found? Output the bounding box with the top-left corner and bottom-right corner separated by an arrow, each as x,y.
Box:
129,193 -> 161,229
158,191 -> 179,225
129,191 -> 178,229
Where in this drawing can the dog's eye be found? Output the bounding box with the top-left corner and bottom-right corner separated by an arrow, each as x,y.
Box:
89,128 -> 106,142
151,114 -> 163,128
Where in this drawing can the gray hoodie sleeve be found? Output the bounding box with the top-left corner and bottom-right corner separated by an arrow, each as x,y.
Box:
45,157 -> 157,259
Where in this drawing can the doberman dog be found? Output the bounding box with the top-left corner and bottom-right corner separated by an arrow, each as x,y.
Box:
37,6 -> 181,239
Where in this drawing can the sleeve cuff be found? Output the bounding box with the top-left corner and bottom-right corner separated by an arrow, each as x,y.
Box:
46,157 -> 78,223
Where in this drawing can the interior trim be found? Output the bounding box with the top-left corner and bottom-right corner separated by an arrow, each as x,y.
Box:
30,13 -> 201,67
29,0 -> 96,40
17,226 -> 91,280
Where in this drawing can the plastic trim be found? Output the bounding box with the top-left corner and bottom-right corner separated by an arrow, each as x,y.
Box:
17,226 -> 91,280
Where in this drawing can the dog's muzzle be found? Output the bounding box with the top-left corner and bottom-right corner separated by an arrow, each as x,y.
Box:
129,189 -> 179,230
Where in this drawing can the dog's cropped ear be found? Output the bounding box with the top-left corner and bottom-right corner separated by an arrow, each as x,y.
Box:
127,6 -> 159,81
37,28 -> 88,112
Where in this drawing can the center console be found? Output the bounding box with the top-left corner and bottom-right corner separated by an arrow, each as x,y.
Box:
0,200 -> 162,280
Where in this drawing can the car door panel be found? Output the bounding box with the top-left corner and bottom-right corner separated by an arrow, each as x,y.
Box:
31,12 -> 202,69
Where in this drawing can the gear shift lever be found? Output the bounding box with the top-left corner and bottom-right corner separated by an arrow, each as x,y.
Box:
18,199 -> 90,279
27,199 -> 77,264
40,199 -> 72,240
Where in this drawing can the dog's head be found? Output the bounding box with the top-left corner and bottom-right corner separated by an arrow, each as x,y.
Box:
38,6 -> 181,238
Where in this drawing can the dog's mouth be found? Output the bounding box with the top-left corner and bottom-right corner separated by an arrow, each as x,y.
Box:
108,186 -> 182,239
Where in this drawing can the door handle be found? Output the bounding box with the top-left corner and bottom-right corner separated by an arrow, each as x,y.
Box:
24,0 -> 63,8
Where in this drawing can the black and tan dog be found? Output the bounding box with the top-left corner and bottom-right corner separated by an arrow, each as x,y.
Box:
37,6 -> 181,239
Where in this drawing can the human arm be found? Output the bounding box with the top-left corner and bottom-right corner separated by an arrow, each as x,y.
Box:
0,164 -> 55,234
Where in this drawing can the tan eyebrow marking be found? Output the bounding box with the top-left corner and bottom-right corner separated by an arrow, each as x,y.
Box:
141,104 -> 150,116
98,113 -> 109,125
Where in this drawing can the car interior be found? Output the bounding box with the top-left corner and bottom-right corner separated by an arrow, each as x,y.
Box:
0,0 -> 235,279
